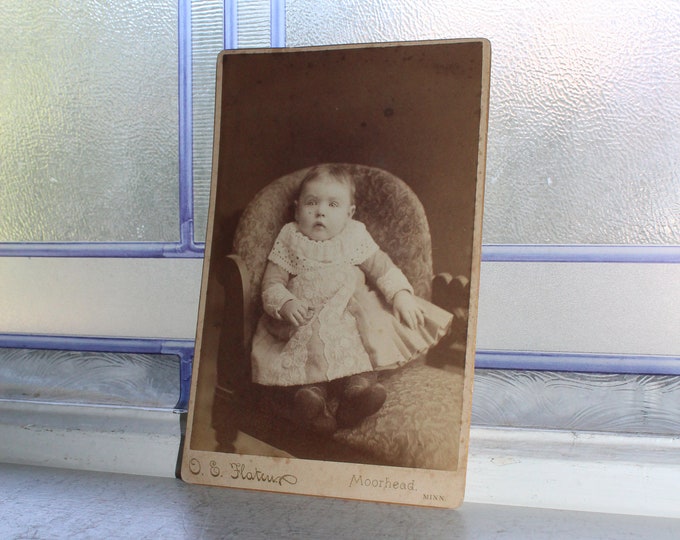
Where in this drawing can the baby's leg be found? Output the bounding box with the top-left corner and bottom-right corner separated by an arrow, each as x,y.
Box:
336,372 -> 387,428
291,383 -> 336,435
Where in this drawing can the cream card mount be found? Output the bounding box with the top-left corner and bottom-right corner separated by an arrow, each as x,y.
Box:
182,39 -> 490,508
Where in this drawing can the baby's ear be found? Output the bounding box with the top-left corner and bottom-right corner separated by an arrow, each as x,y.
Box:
349,204 -> 356,218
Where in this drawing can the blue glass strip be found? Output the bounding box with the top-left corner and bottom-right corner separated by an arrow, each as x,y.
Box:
6,243 -> 678,261
476,350 -> 680,375
224,0 -> 238,49
178,0 -> 202,255
0,334 -> 195,410
270,0 -> 286,47
482,244 -> 680,264
0,242 -> 203,258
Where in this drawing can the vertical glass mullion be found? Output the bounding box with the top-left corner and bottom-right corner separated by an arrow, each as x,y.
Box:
270,0 -> 286,47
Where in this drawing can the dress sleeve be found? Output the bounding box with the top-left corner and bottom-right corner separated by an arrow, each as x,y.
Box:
261,261 -> 297,319
359,249 -> 414,304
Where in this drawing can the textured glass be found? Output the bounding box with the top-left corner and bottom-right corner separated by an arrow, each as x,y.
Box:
0,1 -> 179,242
287,0 -> 680,245
473,370 -> 680,436
0,348 -> 179,409
192,0 -> 225,242
238,0 -> 272,48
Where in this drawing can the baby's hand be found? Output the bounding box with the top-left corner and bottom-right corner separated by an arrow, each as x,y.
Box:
280,299 -> 314,326
392,290 -> 424,330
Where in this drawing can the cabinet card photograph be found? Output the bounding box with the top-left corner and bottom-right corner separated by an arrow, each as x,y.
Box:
182,39 -> 490,508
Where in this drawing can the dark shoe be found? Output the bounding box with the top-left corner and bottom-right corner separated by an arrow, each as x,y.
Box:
342,374 -> 372,399
293,386 -> 337,435
308,408 -> 338,435
293,386 -> 325,421
336,383 -> 387,428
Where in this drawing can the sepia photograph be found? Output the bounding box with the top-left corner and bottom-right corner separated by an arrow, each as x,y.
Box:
182,39 -> 490,507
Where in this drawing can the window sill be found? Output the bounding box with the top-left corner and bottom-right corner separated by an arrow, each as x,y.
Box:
0,400 -> 181,477
467,426 -> 680,519
1,399 -> 679,519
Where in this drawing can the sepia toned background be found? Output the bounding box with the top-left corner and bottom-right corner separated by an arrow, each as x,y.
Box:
211,42 -> 486,280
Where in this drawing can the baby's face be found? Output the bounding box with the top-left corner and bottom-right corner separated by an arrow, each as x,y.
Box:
295,176 -> 355,241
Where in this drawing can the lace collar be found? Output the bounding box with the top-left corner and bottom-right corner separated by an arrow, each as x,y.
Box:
268,219 -> 379,275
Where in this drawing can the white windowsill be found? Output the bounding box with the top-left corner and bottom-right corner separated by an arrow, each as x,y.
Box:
466,427 -> 680,519
0,400 -> 181,477
1,399 -> 678,520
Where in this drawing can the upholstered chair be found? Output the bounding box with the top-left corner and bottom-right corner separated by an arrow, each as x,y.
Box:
213,164 -> 468,470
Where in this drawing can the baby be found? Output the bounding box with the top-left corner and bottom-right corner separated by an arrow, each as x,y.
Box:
250,164 -> 452,434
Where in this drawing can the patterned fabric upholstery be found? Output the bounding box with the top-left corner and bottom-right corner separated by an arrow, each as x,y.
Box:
335,359 -> 462,470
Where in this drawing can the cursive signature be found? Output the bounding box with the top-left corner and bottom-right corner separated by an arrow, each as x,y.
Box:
230,462 -> 298,486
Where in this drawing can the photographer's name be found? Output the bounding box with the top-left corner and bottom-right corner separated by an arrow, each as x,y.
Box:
230,462 -> 298,487
349,474 -> 416,492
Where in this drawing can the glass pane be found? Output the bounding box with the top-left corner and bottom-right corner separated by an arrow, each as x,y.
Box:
0,348 -> 179,409
238,0 -> 272,48
192,0 -> 225,243
0,1 -> 179,242
473,369 -> 680,436
286,0 -> 680,245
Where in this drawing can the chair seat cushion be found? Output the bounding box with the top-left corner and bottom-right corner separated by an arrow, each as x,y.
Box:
334,361 -> 463,471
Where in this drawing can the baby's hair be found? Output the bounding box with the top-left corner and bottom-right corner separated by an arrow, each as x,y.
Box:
297,164 -> 356,204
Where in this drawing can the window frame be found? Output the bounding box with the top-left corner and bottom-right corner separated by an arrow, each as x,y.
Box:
1,0 -> 679,396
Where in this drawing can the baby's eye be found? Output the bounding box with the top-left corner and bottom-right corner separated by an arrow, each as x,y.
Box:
329,201 -> 339,208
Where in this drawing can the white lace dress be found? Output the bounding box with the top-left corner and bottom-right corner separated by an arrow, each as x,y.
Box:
250,220 -> 452,387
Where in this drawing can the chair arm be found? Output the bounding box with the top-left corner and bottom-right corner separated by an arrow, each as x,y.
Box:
221,254 -> 252,351
214,254 -> 254,396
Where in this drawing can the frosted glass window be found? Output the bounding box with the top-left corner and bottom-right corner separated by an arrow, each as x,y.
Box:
191,0 -> 225,242
1,1 -> 179,242
238,0 -> 272,48
286,0 -> 680,245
